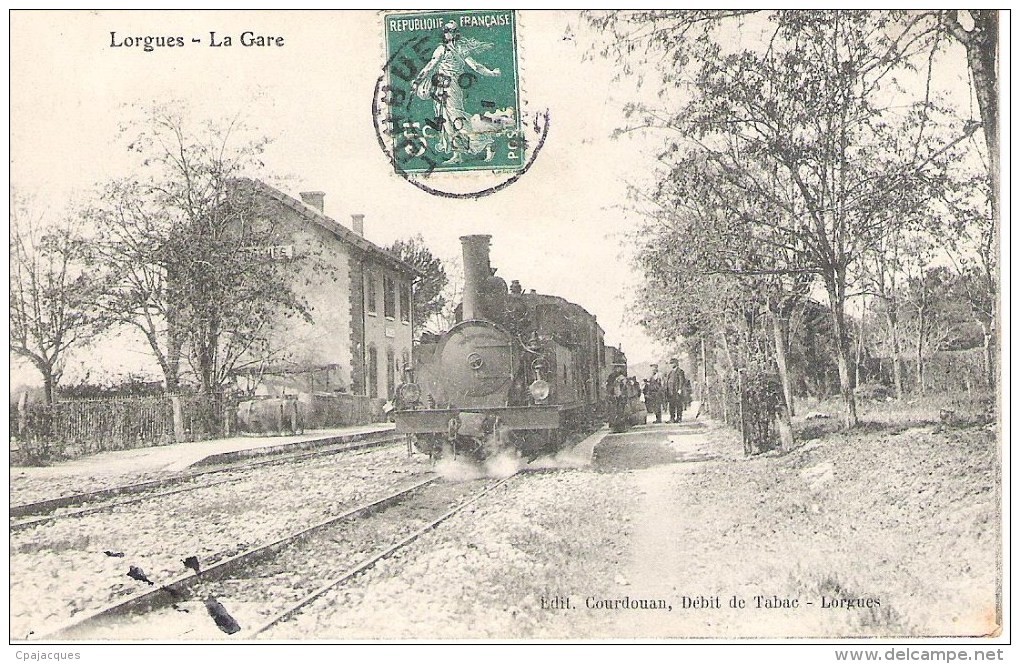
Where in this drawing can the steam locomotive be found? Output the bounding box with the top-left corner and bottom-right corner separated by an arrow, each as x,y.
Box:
394,235 -> 636,459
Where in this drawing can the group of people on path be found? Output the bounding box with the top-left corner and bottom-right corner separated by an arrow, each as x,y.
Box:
642,358 -> 692,424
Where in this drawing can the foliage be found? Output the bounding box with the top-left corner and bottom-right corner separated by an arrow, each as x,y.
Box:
387,235 -> 449,335
57,372 -> 166,399
9,195 -> 102,404
87,104 -> 310,394
591,10 -> 982,428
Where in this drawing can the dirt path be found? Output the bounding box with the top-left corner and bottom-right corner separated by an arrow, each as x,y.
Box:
594,419 -> 1000,639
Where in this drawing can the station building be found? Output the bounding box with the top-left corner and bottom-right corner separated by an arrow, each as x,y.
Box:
239,179 -> 416,402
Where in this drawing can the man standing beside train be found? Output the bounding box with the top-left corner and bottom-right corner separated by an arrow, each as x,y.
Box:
665,357 -> 687,423
643,363 -> 665,424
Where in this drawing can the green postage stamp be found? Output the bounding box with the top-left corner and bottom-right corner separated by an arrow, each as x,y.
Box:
383,10 -> 523,175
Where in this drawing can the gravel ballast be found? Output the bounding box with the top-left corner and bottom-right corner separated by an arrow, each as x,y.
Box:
268,418 -> 999,640
11,411 -> 999,641
10,446 -> 432,639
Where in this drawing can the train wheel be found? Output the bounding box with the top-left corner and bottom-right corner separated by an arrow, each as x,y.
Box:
545,429 -> 564,454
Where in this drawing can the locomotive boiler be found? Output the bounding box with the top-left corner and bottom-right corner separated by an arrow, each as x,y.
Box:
394,235 -> 610,459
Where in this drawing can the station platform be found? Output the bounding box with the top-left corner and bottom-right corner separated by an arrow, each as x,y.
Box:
10,422 -> 398,480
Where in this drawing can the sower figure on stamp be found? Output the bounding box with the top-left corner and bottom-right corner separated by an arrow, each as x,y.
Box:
643,363 -> 664,424
665,357 -> 687,423
411,21 -> 502,164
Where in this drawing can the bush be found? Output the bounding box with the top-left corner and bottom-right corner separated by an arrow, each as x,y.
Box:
855,383 -> 891,402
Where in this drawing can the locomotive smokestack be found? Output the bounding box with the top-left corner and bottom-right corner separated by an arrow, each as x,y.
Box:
460,235 -> 492,321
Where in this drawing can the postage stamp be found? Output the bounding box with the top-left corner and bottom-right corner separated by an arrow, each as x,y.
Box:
383,10 -> 524,175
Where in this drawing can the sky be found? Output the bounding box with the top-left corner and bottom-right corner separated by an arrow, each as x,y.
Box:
10,9 -> 670,387
8,9 -> 988,390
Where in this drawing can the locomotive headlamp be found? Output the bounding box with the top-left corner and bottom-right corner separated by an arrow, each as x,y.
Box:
529,379 -> 550,403
396,382 -> 422,405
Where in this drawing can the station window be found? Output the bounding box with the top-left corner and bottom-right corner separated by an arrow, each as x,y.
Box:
399,283 -> 411,323
366,273 -> 377,315
386,348 -> 396,398
384,275 -> 396,319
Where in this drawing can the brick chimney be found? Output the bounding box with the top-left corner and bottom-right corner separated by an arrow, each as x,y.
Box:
299,191 -> 325,213
351,214 -> 365,236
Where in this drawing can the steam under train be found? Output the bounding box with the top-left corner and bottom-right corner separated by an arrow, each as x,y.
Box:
394,235 -> 643,459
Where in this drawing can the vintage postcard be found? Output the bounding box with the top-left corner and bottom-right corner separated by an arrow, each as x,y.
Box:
8,9 -> 1008,657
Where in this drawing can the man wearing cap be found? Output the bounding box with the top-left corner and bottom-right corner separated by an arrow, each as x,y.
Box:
665,358 -> 687,423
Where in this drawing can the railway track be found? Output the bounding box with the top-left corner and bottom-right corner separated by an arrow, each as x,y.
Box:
10,432 -> 405,531
39,472 -> 518,640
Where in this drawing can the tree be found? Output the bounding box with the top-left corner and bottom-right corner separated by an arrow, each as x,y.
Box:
900,267 -> 959,394
942,11 -> 998,246
938,173 -> 996,388
9,196 -> 100,404
87,177 -> 187,390
591,8 -> 1001,397
387,235 -> 449,336
939,11 -> 1000,391
626,150 -> 809,420
590,10 -> 998,212
862,225 -> 932,400
591,11 -> 971,428
89,105 -> 309,396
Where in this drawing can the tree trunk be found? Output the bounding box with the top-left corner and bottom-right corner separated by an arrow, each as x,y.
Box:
915,314 -> 926,395
949,10 -> 999,392
855,297 -> 866,388
154,346 -> 182,392
719,330 -> 735,372
884,310 -> 904,400
776,406 -> 795,452
165,332 -> 184,392
738,368 -> 751,456
915,341 -> 924,394
196,310 -> 220,396
193,311 -> 221,439
42,369 -> 56,406
826,278 -> 858,429
701,336 -> 708,402
980,324 -> 993,389
770,307 -> 796,418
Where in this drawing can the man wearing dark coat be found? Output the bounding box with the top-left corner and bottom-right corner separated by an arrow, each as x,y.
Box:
643,363 -> 665,424
665,357 -> 687,423
606,362 -> 629,431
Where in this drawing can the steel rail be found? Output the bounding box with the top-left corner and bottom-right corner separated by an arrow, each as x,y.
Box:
10,476 -> 241,532
246,473 -> 519,637
11,433 -> 404,522
39,474 -> 439,641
